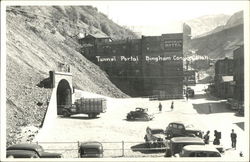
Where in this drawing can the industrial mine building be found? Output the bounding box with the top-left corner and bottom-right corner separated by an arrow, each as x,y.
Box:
80,31 -> 188,99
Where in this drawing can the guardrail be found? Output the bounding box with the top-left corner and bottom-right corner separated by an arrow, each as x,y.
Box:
33,141 -> 167,158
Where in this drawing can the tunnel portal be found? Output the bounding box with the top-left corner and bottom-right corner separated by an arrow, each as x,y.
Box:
56,79 -> 72,115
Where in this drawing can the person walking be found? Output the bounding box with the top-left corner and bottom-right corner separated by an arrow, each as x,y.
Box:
171,101 -> 174,111
231,129 -> 237,149
158,102 -> 162,112
208,104 -> 212,113
186,92 -> 189,101
203,131 -> 210,144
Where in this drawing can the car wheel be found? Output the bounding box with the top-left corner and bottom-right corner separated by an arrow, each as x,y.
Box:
63,111 -> 69,117
7,155 -> 14,158
144,135 -> 148,142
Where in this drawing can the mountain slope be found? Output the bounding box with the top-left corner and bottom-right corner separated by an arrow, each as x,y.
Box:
185,14 -> 230,38
189,11 -> 243,59
6,6 -> 133,146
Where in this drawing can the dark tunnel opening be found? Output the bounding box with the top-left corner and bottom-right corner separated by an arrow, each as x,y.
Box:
57,79 -> 72,115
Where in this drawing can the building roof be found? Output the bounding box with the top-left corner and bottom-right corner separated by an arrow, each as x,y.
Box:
221,76 -> 234,82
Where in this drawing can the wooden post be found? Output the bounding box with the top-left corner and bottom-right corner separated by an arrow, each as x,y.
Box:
122,141 -> 124,157
77,141 -> 80,158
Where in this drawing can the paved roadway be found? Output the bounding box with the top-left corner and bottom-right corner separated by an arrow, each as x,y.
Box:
33,84 -> 247,160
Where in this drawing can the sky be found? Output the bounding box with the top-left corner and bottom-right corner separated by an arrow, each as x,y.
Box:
89,1 -> 246,35
1,1 -> 247,35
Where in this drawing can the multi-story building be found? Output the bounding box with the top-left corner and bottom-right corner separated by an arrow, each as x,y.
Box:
82,33 -> 184,99
233,45 -> 244,102
214,57 -> 234,98
141,33 -> 183,99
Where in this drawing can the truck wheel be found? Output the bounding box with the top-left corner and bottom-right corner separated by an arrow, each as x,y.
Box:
63,111 -> 70,117
88,114 -> 95,118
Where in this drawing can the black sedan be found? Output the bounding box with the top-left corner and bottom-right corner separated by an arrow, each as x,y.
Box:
7,143 -> 63,158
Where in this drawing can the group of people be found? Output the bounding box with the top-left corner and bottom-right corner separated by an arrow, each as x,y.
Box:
203,129 -> 237,149
158,101 -> 174,112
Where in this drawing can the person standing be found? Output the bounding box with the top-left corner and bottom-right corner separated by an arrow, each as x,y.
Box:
231,129 -> 237,149
204,131 -> 210,144
208,104 -> 212,113
171,101 -> 174,111
186,92 -> 189,101
158,102 -> 162,112
213,130 -> 220,145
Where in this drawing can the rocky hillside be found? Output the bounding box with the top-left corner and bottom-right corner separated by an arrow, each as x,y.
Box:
189,11 -> 243,59
6,6 -> 135,146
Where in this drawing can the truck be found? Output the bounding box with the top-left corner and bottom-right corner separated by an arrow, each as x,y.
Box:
62,98 -> 107,118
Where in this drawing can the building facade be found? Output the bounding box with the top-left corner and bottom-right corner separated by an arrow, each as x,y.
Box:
233,45 -> 244,102
214,58 -> 234,98
82,33 -> 184,99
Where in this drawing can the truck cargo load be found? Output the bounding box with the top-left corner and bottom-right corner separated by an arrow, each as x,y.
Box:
62,98 -> 107,118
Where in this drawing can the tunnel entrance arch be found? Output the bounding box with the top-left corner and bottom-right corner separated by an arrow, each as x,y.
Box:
56,79 -> 72,115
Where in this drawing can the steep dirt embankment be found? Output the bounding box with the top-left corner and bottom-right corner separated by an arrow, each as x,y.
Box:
6,7 -> 130,146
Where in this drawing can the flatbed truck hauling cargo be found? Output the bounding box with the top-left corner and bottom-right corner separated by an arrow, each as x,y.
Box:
62,98 -> 107,118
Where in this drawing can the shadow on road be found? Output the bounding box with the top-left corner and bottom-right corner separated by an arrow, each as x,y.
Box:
58,116 -> 100,120
131,143 -> 165,154
234,122 -> 244,130
192,102 -> 233,114
123,119 -> 151,122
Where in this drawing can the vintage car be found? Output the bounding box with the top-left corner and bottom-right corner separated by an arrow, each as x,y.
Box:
127,108 -> 153,121
144,127 -> 167,148
165,122 -> 202,139
6,143 -> 62,158
186,87 -> 195,97
165,137 -> 205,157
174,145 -> 221,157
79,142 -> 104,158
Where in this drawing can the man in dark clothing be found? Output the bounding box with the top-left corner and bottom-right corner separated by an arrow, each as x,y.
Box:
231,129 -> 237,149
213,130 -> 220,145
186,92 -> 189,101
171,101 -> 174,111
204,131 -> 210,144
158,102 -> 162,112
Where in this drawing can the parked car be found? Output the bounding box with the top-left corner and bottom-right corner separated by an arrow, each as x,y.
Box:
79,142 -> 103,158
165,137 -> 205,157
165,122 -> 202,139
174,145 -> 221,157
127,108 -> 153,121
226,98 -> 239,110
6,143 -> 62,158
186,87 -> 194,97
236,104 -> 244,116
144,127 -> 167,148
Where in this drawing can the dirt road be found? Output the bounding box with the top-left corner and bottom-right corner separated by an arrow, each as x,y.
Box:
34,84 -> 247,159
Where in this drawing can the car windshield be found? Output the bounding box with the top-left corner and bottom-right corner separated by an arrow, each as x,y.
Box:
83,148 -> 100,154
152,129 -> 164,134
